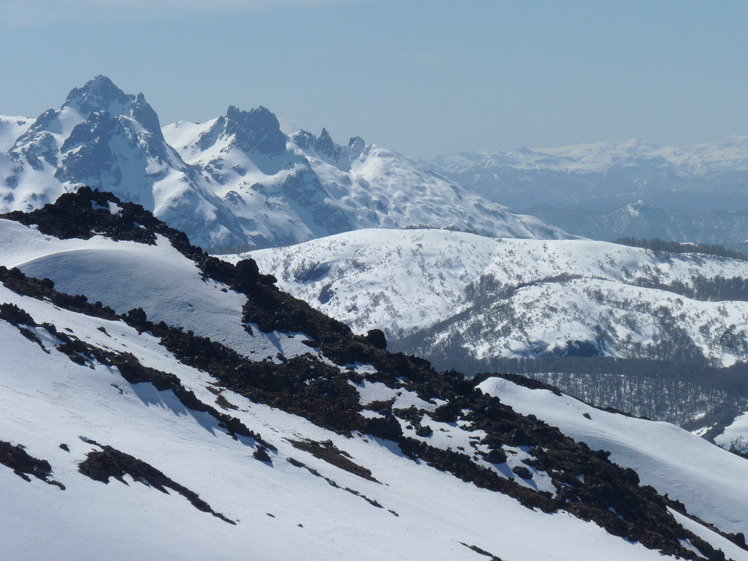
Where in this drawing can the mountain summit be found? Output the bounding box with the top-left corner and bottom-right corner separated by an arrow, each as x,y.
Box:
223,105 -> 286,154
63,75 -> 161,136
2,76 -> 246,250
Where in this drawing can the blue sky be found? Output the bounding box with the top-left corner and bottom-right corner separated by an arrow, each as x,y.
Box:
1,0 -> 747,157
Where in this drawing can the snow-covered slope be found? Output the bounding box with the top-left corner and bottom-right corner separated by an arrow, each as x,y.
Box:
0,75 -> 569,252
0,115 -> 31,151
0,300 -> 722,561
479,376 -> 748,543
244,228 -> 748,367
0,220 -> 301,361
1,189 -> 745,560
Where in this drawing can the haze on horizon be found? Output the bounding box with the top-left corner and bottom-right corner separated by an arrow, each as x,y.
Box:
0,0 -> 746,158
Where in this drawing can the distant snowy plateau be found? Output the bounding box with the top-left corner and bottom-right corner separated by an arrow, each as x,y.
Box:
0,75 -> 564,252
1,190 -> 747,560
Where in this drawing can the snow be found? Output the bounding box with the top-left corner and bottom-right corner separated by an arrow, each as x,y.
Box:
671,509 -> 748,561
479,376 -> 748,536
353,379 -> 437,411
56,104 -> 86,139
0,219 -> 317,363
717,411 -> 748,454
431,135 -> 748,175
0,114 -> 32,151
0,281 -> 685,561
243,228 -> 748,367
162,119 -> 216,151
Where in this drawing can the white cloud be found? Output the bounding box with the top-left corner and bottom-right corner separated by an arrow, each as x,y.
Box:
0,0 -> 368,28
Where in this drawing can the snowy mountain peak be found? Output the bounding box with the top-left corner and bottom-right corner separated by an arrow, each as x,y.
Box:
291,127 -> 346,158
224,105 -> 286,154
292,127 -> 346,166
59,75 -> 163,139
348,135 -> 365,160
0,77 -> 252,250
317,127 -> 334,148
288,128 -> 364,169
64,75 -> 129,117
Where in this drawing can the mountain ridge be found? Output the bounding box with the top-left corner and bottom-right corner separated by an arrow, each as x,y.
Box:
246,228 -> 748,366
0,76 -> 569,251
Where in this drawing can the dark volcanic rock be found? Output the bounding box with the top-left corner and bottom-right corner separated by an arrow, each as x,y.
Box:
79,441 -> 234,524
0,440 -> 64,489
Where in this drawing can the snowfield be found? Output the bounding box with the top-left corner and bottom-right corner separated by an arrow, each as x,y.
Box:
0,219 -> 308,362
479,377 -> 748,537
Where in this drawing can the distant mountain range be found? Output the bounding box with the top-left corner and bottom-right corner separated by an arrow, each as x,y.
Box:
1,189 -> 747,560
425,137 -> 748,211
6,76 -> 748,252
0,76 -> 567,251
424,138 -> 748,250
528,201 -> 748,252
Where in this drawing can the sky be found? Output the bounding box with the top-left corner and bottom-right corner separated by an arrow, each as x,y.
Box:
1,0 -> 747,158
